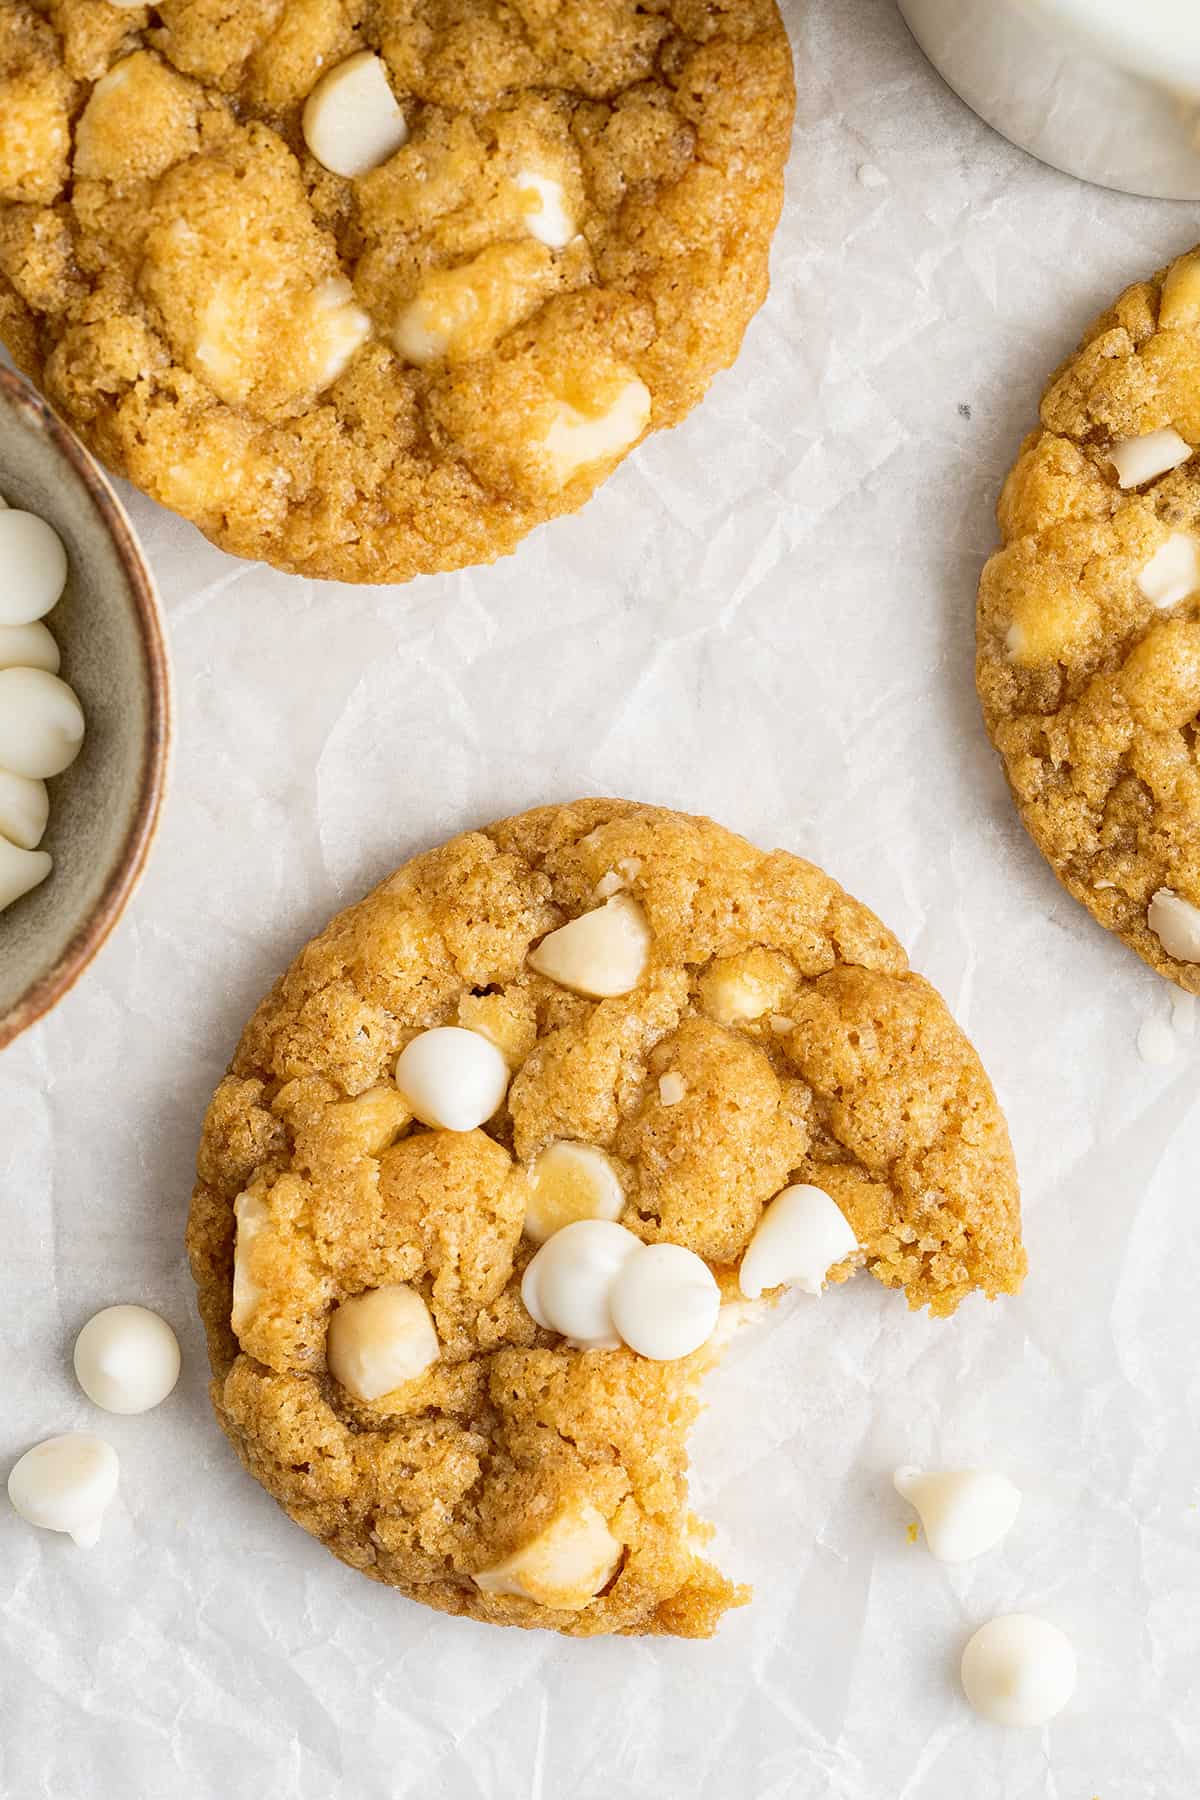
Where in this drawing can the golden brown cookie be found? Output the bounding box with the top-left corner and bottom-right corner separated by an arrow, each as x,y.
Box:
0,1 -> 794,583
187,800 -> 1024,1638
978,246 -> 1200,991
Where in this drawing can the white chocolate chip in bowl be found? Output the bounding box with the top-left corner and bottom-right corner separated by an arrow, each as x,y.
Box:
473,1501 -> 622,1609
1147,888 -> 1200,962
0,834 -> 52,911
0,668 -> 85,780
0,621 -> 60,672
1139,531 -> 1200,609
738,1183 -> 858,1300
326,1284 -> 439,1403
0,508 -> 68,624
608,1242 -> 721,1361
960,1614 -> 1077,1728
394,1026 -> 511,1131
527,893 -> 650,998
302,51 -> 408,179
1110,428 -> 1192,489
893,1466 -> 1022,1563
0,770 -> 49,851
524,1141 -> 625,1245
521,1218 -> 644,1349
8,1433 -> 119,1547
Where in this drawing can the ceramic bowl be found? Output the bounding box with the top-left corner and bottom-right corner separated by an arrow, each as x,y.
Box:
0,366 -> 170,1049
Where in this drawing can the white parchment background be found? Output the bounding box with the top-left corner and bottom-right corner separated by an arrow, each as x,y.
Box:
2,1 -> 1197,1793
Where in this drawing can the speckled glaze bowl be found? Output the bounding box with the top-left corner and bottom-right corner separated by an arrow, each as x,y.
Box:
0,366 -> 170,1049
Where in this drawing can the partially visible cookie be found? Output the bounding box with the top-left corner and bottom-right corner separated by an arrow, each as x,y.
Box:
978,246 -> 1200,990
188,800 -> 1024,1639
0,1 -> 794,583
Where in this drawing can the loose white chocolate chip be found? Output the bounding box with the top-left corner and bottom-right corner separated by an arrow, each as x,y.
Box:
738,1183 -> 858,1300
658,1072 -> 686,1106
394,1026 -> 510,1131
73,1305 -> 181,1415
0,509 -> 68,624
0,770 -> 49,850
1139,531 -> 1200,609
325,1284 -> 439,1402
231,1187 -> 270,1337
960,1614 -> 1077,1728
608,1242 -> 720,1361
0,834 -> 52,912
8,1434 -> 119,1547
0,668 -> 85,779
515,169 -> 576,249
1110,428 -> 1192,490
1147,888 -> 1200,962
473,1502 -> 622,1608
893,1467 -> 1022,1563
524,1141 -> 624,1245
302,52 -> 408,179
0,620 -> 59,672
521,1218 -> 644,1349
527,893 -> 650,998
541,378 -> 651,484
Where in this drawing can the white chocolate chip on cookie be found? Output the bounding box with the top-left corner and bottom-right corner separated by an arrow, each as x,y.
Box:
302,52 -> 408,179
527,893 -> 650,998
326,1284 -> 439,1402
657,1072 -> 686,1106
700,947 -> 796,1027
608,1242 -> 720,1361
521,1218 -> 644,1349
524,1141 -> 624,1245
306,278 -> 371,390
0,834 -> 52,912
1110,428 -> 1192,489
1138,531 -> 1200,609
541,378 -> 651,486
960,1615 -> 1077,1728
893,1467 -> 1022,1563
230,1187 -> 270,1337
515,169 -> 576,249
473,1501 -> 622,1608
0,509 -> 68,625
392,241 -> 558,367
1148,888 -> 1200,962
0,667 -> 85,778
8,1434 -> 119,1548
738,1183 -> 858,1300
394,1026 -> 511,1131
0,769 -> 49,851
1159,250 -> 1200,330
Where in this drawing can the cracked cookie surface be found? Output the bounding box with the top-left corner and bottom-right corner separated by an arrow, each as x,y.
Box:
0,0 -> 793,582
188,800 -> 1023,1638
978,246 -> 1200,990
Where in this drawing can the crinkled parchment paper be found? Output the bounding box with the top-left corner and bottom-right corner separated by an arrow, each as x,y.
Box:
2,1 -> 1198,1793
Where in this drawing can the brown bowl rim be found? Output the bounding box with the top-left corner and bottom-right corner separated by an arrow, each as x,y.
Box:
0,367 -> 172,1050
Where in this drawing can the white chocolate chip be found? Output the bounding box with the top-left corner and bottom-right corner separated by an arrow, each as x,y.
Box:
325,1284 -> 439,1402
306,277 -> 371,391
0,834 -> 52,913
960,1614 -> 1077,1728
0,770 -> 49,850
393,1026 -> 510,1132
231,1187 -> 269,1337
768,1014 -> 795,1034
893,1467 -> 1022,1563
541,378 -> 651,484
527,894 -> 650,998
593,870 -> 624,899
515,169 -> 576,249
7,1434 -> 119,1547
1139,531 -> 1200,608
658,1071 -> 686,1106
738,1183 -> 858,1300
608,1242 -> 720,1361
473,1501 -> 622,1608
302,52 -> 408,179
521,1218 -> 644,1349
0,621 -> 59,672
0,668 -> 85,779
73,1305 -> 181,1415
1110,428 -> 1192,489
1148,887 -> 1200,962
0,509 -> 68,625
524,1141 -> 625,1245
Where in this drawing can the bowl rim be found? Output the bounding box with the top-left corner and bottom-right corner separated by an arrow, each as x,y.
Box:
0,366 -> 172,1051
